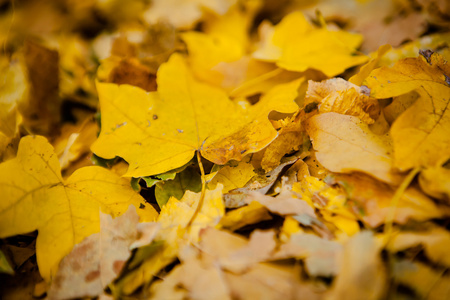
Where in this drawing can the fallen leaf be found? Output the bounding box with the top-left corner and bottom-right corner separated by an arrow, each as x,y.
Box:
199,227 -> 276,273
328,173 -> 444,227
392,259 -> 450,300
219,201 -> 272,231
383,90 -> 420,125
364,53 -> 450,171
98,57 -> 157,92
305,78 -> 380,124
0,136 -> 157,281
4,245 -> 35,270
47,206 -> 152,299
377,32 -> 450,67
304,112 -> 401,184
208,158 -> 255,194
261,114 -> 304,171
387,226 -> 450,268
143,0 -> 236,29
180,31 -> 244,87
92,54 -> 299,177
253,11 -> 368,77
327,231 -> 386,300
223,156 -> 299,207
130,222 -> 161,250
245,190 -> 316,218
274,233 -> 342,277
53,116 -> 98,172
419,166 -> 450,203
224,262 -> 322,300
201,78 -> 302,164
149,246 -> 231,300
292,176 -> 359,236
116,185 -> 225,295
349,44 -> 392,86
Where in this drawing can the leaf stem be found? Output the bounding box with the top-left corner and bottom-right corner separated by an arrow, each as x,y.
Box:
384,167 -> 421,239
187,151 -> 206,227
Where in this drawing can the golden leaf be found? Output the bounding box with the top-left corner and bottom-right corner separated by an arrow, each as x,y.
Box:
0,136 -> 157,281
92,54 -> 299,177
364,53 -> 450,170
253,12 -> 368,77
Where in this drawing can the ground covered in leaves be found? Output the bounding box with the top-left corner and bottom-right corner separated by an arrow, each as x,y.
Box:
1,0 -> 450,299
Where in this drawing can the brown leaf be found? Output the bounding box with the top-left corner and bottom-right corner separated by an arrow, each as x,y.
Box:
245,190 -> 316,218
273,233 -> 342,277
327,231 -> 386,300
48,206 -> 156,299
199,227 -> 277,273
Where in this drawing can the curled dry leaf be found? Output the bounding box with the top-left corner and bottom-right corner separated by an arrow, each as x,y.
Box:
305,78 -> 380,124
261,114 -> 304,172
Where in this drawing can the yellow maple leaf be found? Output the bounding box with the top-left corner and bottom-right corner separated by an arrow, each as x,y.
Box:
91,53 -> 299,177
364,53 -> 450,171
253,11 -> 368,77
0,136 -> 158,281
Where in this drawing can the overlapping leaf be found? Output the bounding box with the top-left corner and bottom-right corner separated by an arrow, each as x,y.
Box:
92,54 -> 300,177
0,136 -> 157,281
364,53 -> 450,171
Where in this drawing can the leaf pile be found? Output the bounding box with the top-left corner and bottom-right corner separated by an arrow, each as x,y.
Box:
1,0 -> 450,299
